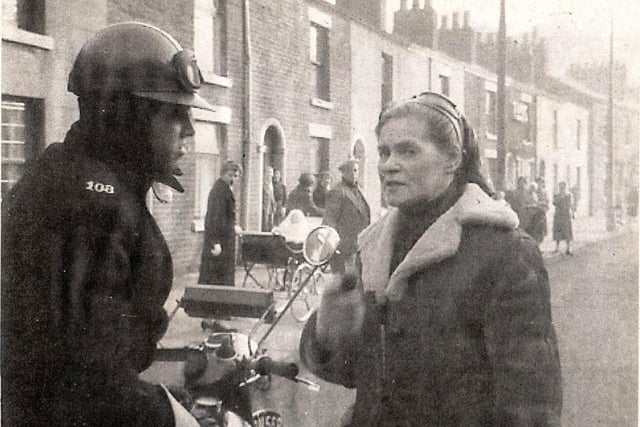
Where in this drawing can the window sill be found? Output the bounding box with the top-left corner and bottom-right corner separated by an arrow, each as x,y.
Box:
310,98 -> 333,110
485,132 -> 497,141
202,73 -> 233,88
192,218 -> 205,232
2,26 -> 54,50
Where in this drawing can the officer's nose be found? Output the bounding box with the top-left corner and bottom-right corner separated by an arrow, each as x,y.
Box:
182,110 -> 196,138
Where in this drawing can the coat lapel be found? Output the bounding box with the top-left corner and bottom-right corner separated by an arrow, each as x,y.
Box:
358,184 -> 519,303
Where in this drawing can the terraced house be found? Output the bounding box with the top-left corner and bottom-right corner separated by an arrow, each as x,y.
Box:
3,0 -> 637,273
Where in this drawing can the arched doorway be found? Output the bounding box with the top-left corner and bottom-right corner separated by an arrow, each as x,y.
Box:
261,124 -> 285,231
264,125 -> 284,173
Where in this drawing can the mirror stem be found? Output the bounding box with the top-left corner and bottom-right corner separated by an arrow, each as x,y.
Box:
256,267 -> 318,350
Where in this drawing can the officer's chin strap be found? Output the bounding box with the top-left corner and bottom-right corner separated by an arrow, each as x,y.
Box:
151,183 -> 169,204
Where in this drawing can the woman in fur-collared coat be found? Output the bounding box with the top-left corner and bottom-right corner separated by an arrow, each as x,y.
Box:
300,92 -> 562,426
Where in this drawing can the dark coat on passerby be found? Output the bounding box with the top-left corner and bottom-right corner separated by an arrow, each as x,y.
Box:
322,179 -> 370,273
528,186 -> 550,243
301,183 -> 562,426
313,185 -> 330,209
286,185 -> 324,217
199,178 -> 237,285
1,124 -> 177,426
506,186 -> 535,231
553,192 -> 573,242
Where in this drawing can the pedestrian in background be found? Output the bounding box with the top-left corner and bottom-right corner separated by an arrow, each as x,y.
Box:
313,171 -> 332,209
506,175 -> 534,231
262,165 -> 276,231
273,168 -> 287,225
199,161 -> 243,285
553,181 -> 574,255
533,177 -> 550,243
1,22 -> 209,425
300,91 -> 562,426
322,160 -> 370,274
286,173 -> 324,217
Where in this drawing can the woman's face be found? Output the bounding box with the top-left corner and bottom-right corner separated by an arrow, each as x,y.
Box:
148,103 -> 193,174
377,114 -> 457,207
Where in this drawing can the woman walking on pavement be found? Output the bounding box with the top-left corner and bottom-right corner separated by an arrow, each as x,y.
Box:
553,181 -> 574,255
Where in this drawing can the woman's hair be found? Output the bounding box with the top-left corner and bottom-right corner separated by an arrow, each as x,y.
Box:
375,91 -> 492,195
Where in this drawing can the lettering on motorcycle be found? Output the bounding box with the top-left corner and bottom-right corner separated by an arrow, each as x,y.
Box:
85,181 -> 115,194
252,410 -> 283,427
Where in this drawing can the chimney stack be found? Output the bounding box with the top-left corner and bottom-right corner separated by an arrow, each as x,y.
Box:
463,11 -> 470,28
452,12 -> 459,29
441,15 -> 448,29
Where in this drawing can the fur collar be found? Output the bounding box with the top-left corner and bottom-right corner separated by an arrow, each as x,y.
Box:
357,183 -> 519,303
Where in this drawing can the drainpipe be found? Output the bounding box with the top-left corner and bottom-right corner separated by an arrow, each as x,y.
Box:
241,0 -> 252,230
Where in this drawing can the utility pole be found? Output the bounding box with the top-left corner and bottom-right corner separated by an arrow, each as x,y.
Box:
496,0 -> 507,191
606,6 -> 616,231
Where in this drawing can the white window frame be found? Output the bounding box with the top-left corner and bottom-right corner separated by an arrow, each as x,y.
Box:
194,0 -> 230,86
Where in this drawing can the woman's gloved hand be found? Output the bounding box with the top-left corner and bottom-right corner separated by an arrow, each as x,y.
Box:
315,274 -> 365,353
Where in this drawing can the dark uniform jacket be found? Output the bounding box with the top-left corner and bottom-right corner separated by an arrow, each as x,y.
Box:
301,184 -> 562,426
1,124 -> 179,426
198,178 -> 236,285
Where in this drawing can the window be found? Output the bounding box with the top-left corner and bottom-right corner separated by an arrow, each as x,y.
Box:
439,75 -> 450,97
485,90 -> 497,135
194,121 -> 224,221
576,118 -> 581,150
552,110 -> 559,149
3,0 -> 45,34
2,96 -> 43,200
381,53 -> 393,108
194,0 -> 227,78
310,22 -> 330,101
311,137 -> 330,174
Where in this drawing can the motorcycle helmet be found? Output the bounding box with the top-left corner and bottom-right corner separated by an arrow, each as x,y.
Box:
68,22 -> 213,111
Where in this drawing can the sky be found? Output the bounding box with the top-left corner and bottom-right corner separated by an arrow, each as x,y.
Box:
386,0 -> 640,86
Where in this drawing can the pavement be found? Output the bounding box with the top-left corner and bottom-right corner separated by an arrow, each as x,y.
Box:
539,213 -> 637,258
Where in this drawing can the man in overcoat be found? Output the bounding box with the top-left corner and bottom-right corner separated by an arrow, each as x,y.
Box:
322,160 -> 371,273
199,161 -> 242,286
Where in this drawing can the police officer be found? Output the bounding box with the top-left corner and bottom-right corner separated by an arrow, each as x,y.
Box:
1,23 -> 210,426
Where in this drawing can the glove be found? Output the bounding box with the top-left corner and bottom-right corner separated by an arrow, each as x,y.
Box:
211,244 -> 222,256
316,274 -> 365,353
234,225 -> 243,235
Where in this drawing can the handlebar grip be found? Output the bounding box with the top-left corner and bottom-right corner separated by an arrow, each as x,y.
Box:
255,357 -> 299,380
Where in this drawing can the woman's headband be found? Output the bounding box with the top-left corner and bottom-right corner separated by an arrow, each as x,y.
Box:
380,91 -> 464,150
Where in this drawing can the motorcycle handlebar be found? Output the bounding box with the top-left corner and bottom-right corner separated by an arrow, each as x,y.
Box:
254,357 -> 299,380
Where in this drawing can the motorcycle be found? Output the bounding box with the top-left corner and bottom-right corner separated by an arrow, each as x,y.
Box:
156,226 -> 340,426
